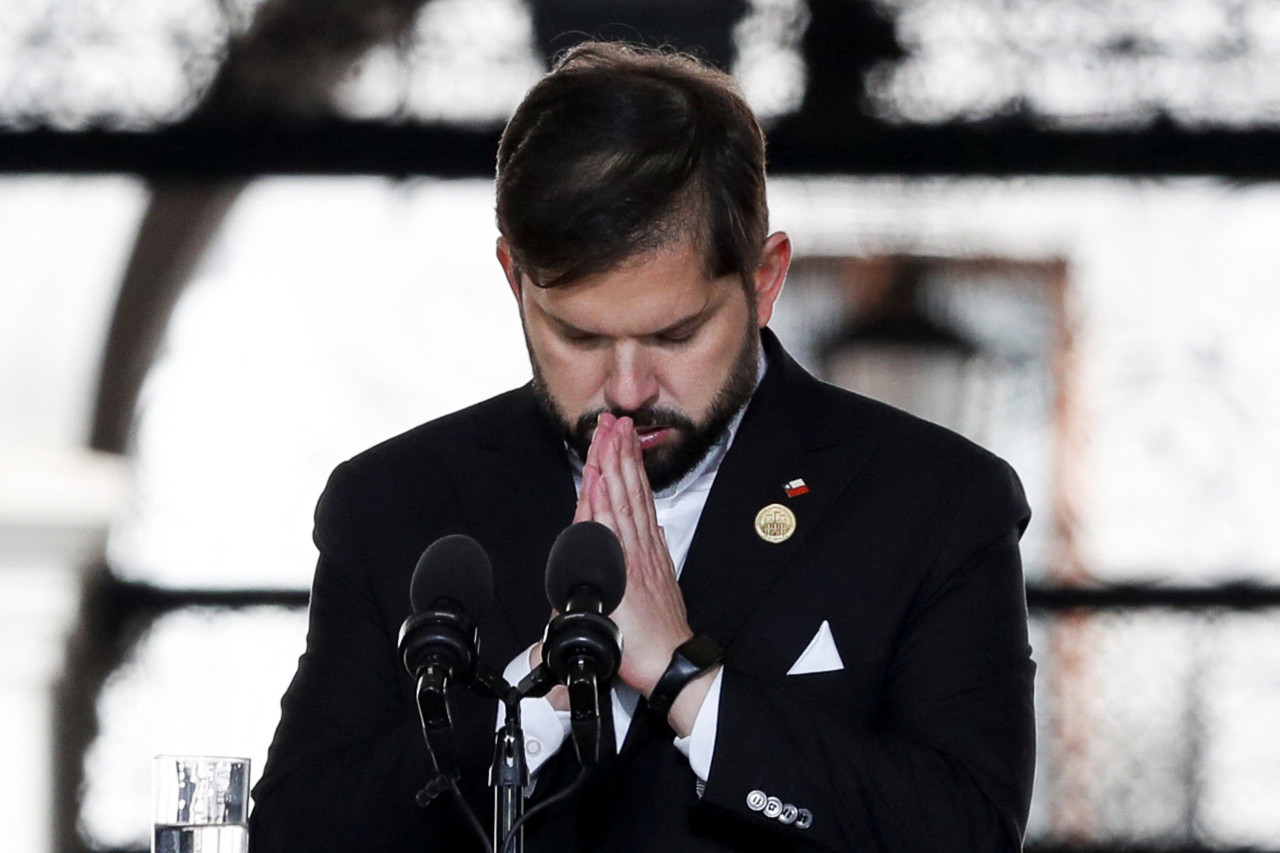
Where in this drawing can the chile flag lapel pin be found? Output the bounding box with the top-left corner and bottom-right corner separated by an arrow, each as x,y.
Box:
784,478 -> 809,498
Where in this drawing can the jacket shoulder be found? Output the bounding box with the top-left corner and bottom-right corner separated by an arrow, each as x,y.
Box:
793,372 -> 1028,523
804,372 -> 1011,472
311,385 -> 535,551
345,385 -> 533,474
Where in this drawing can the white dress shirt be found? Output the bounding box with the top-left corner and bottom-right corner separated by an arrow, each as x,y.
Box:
498,353 -> 765,784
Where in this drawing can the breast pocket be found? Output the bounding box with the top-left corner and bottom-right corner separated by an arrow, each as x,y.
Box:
781,668 -> 882,726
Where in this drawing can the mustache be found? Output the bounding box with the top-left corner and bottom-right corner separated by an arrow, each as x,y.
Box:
572,405 -> 696,437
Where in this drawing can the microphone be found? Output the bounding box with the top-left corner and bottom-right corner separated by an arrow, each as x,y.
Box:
398,534 -> 494,780
541,521 -> 625,765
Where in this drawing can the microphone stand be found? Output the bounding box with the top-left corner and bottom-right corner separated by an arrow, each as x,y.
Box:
478,666 -> 534,853
407,661 -> 522,853
410,659 -> 591,853
408,644 -> 614,852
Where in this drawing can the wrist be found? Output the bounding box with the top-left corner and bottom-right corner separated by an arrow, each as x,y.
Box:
646,634 -> 724,718
667,664 -> 720,737
637,632 -> 694,696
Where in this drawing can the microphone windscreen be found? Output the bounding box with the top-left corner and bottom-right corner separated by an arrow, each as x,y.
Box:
545,521 -> 626,613
410,534 -> 494,619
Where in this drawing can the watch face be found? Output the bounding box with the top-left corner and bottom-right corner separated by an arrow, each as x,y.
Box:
680,635 -> 724,669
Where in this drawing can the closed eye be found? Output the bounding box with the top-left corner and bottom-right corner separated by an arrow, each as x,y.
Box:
560,329 -> 604,347
654,330 -> 696,346
650,316 -> 706,347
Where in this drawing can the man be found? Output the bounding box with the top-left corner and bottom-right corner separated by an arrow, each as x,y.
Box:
250,42 -> 1035,852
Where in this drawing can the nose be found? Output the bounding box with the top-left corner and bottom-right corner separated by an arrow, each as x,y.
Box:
603,343 -> 659,413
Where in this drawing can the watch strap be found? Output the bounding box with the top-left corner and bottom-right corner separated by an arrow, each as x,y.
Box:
647,634 -> 724,717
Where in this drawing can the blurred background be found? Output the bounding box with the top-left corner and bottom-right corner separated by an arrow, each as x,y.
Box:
2,1 -> 1279,851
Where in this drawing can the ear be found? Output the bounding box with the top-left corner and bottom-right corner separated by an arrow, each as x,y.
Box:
496,238 -> 522,302
751,231 -> 791,328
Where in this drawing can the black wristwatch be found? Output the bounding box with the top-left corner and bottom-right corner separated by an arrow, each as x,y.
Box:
647,634 -> 724,717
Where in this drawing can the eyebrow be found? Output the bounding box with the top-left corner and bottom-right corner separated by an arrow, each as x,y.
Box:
549,305 -> 711,340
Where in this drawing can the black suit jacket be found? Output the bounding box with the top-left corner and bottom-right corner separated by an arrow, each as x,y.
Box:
250,330 -> 1035,852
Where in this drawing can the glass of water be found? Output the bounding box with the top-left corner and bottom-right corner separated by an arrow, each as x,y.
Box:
153,755 -> 250,853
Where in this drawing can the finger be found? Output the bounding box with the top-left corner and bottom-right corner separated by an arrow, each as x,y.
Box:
573,463 -> 597,522
617,427 -> 676,582
621,423 -> 674,577
575,412 -> 610,522
636,443 -> 665,545
630,420 -> 658,522
587,459 -> 622,543
585,412 -> 608,468
614,418 -> 658,534
598,421 -> 644,556
584,426 -> 612,520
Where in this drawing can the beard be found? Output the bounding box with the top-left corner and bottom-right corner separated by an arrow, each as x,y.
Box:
530,320 -> 760,493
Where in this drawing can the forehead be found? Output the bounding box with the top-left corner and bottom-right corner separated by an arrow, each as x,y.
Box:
524,241 -> 737,334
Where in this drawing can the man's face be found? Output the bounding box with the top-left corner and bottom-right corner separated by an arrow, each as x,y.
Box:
504,240 -> 775,491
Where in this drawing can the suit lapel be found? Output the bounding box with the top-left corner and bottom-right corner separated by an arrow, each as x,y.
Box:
678,332 -> 874,650
677,385 -> 806,643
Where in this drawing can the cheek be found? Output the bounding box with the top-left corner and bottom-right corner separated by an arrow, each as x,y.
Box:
536,339 -> 607,411
663,335 -> 743,411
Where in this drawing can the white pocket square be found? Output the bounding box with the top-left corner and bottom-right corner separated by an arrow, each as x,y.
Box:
786,620 -> 845,675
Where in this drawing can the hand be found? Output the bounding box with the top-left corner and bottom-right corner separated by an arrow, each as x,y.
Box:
574,413 -> 694,696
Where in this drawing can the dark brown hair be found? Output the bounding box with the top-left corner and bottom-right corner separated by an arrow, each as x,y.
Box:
496,41 -> 768,288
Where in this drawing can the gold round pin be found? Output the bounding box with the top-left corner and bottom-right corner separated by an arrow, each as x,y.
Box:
754,503 -> 797,543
